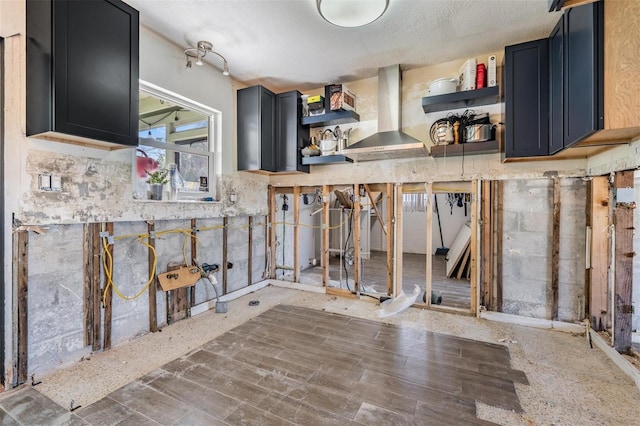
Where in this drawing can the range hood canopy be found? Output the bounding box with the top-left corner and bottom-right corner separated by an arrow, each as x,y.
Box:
341,65 -> 426,161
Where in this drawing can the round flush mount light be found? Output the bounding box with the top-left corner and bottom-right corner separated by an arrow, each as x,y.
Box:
317,0 -> 389,28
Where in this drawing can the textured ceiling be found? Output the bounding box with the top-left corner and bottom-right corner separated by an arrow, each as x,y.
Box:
126,0 -> 560,92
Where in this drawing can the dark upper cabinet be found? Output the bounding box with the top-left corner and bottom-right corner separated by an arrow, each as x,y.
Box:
26,0 -> 139,147
237,86 -> 309,173
237,85 -> 277,172
548,17 -> 564,154
563,1 -> 603,147
276,91 -> 309,173
504,38 -> 549,158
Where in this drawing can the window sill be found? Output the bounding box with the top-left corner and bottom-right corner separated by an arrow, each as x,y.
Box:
132,198 -> 221,204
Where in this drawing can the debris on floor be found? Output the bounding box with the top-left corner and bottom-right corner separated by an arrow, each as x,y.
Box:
498,338 -> 517,344
378,285 -> 420,318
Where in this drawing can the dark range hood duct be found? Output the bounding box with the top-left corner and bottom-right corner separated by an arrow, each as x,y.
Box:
341,65 -> 426,161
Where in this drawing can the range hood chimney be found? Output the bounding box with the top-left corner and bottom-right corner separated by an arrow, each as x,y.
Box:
341,65 -> 426,161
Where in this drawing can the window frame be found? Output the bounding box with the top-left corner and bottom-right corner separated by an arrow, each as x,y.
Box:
135,80 -> 222,201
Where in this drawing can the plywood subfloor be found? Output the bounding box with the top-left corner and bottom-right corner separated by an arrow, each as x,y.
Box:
0,305 -> 524,425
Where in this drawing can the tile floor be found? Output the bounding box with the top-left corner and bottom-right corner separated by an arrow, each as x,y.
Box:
0,304 -> 525,425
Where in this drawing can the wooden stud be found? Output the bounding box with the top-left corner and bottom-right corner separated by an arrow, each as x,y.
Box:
588,176 -> 609,330
223,216 -> 228,295
148,222 -> 158,333
425,184 -> 433,307
481,180 -> 494,311
470,180 -> 479,316
395,184 -> 404,298
91,224 -> 101,350
322,185 -> 330,287
14,230 -> 28,385
248,216 -> 253,286
353,184 -> 361,294
103,222 -> 114,350
495,181 -> 503,312
83,223 -> 102,349
190,219 -> 197,307
551,177 -> 561,321
386,183 -> 394,296
166,263 -> 188,324
364,183 -> 386,234
614,170 -> 634,353
293,186 -> 300,282
269,186 -> 277,279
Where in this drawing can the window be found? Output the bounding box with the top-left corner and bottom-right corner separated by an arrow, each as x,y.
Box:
134,81 -> 221,200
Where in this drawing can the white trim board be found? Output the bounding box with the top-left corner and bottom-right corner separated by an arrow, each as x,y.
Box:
590,330 -> 640,390
190,280 -> 270,316
270,279 -> 327,294
479,311 -> 585,333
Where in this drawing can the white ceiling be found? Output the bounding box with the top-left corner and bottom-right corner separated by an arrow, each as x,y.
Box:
127,0 -> 560,92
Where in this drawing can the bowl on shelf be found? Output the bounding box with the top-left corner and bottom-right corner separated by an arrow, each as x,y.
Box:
302,146 -> 321,157
427,77 -> 458,96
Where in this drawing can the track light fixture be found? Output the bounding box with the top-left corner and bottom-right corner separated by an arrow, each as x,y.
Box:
184,40 -> 230,76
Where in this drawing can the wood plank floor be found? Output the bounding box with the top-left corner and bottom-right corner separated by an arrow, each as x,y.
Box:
0,305 -> 527,425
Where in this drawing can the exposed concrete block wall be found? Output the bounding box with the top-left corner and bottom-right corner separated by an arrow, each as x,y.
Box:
28,225 -> 91,377
501,178 -> 586,321
25,216 -> 265,378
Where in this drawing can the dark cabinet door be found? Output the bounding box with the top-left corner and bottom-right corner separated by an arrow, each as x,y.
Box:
549,17 -> 564,154
563,0 -> 603,147
504,38 -> 549,158
276,91 -> 309,173
26,0 -> 139,146
237,85 -> 276,172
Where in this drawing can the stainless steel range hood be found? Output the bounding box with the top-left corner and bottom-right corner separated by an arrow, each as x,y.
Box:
341,65 -> 426,161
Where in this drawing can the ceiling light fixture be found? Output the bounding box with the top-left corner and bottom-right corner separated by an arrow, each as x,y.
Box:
184,40 -> 230,76
317,0 -> 389,28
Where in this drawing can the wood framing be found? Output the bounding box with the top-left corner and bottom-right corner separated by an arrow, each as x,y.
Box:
386,183 -> 394,296
326,287 -> 358,299
481,180 -> 494,311
83,223 -> 102,350
293,186 -> 300,282
269,186 -> 277,279
395,184 -> 403,298
166,263 -> 188,324
147,221 -> 158,333
353,184 -> 361,294
495,180 -> 504,312
551,177 -> 561,320
248,216 -> 253,285
222,216 -> 229,294
14,230 -> 28,385
425,183 -> 433,307
470,180 -> 479,315
364,183 -> 386,234
190,219 -> 197,306
103,222 -> 114,350
322,185 -> 330,286
614,170 -> 634,353
588,176 -> 610,331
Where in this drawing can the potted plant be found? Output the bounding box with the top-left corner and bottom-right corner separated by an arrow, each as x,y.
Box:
145,169 -> 168,200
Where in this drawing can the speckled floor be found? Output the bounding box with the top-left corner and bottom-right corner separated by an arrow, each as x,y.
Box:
1,285 -> 640,425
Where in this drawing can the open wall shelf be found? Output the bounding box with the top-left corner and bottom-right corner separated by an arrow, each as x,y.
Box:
430,140 -> 499,157
301,110 -> 360,128
422,86 -> 500,114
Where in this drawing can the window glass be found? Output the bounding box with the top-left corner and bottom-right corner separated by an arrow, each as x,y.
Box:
134,82 -> 219,201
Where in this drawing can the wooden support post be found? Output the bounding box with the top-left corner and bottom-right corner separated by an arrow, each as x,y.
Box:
166,263 -> 188,324
14,230 -> 28,385
293,186 -> 300,282
425,184 -> 433,306
386,183 -> 395,296
248,216 -> 253,286
83,223 -> 102,349
190,218 -> 197,307
103,222 -> 114,350
322,185 -> 330,287
148,222 -> 158,333
223,216 -> 228,295
395,184 -> 403,298
588,176 -> 609,330
495,181 -> 503,312
481,180 -> 494,311
551,177 -> 561,321
353,184 -> 361,294
470,180 -> 479,315
364,183 -> 386,234
269,186 -> 277,279
614,170 -> 634,353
